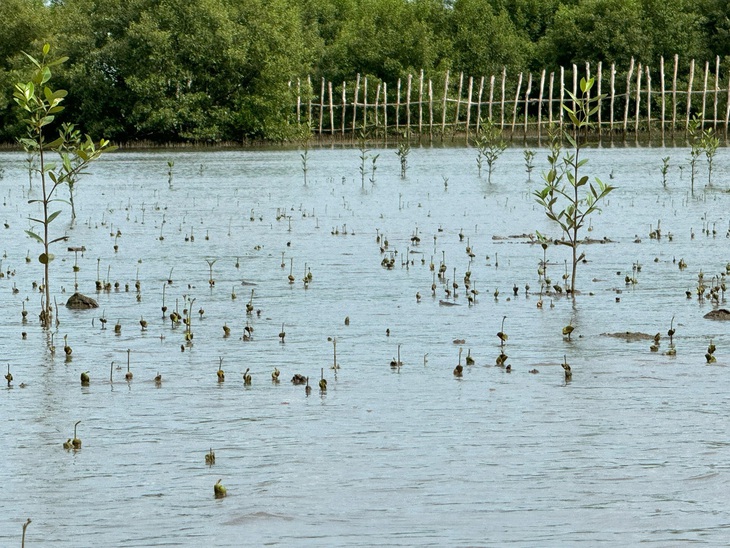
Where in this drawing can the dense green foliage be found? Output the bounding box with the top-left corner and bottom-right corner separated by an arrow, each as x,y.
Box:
1,0 -> 728,143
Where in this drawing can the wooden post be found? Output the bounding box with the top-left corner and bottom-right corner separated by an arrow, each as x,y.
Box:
585,62 -> 591,123
623,57 -> 635,134
329,81 -> 334,135
701,60 -> 709,128
465,76 -> 474,140
362,76 -> 368,131
634,62 -> 642,134
429,79 -> 434,142
454,72 -> 464,137
538,69 -> 546,137
352,73 -> 360,134
672,54 -> 678,133
548,72 -> 554,126
341,81 -> 346,136
714,55 -> 720,130
442,70 -> 449,138
418,69 -> 424,136
489,75 -> 495,121
374,81 -> 381,131
572,64 -> 578,113
660,56 -> 666,138
296,78 -> 301,124
686,59 -> 695,132
406,73 -> 412,136
559,66 -> 565,129
609,63 -> 616,132
523,72 -> 532,136
725,76 -> 730,138
383,82 -> 388,137
476,76 -> 485,133
500,67 -> 507,128
319,77 -> 325,134
512,72 -> 523,134
646,65 -> 651,137
396,79 -> 401,134
596,62 -> 603,135
307,76 -> 313,126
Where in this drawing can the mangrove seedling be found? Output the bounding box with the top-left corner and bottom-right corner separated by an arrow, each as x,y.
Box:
562,321 -> 575,341
63,334 -> 72,358
396,138 -> 410,179
702,127 -> 720,186
497,316 -> 508,345
473,117 -> 506,182
660,157 -> 670,188
327,337 -> 339,369
279,323 -> 286,343
206,258 -> 217,287
22,518 -> 31,548
71,420 -> 82,450
650,333 -> 660,352
125,349 -> 133,381
390,344 -> 403,369
205,448 -> 215,466
14,44 -> 115,328
706,339 -> 717,364
167,160 -> 174,187
319,368 -> 327,392
154,372 -> 162,384
63,438 -> 73,450
80,371 -> 89,386
305,377 -> 312,396
222,324 -> 231,338
243,368 -> 252,385
454,348 -> 464,377
534,80 -> 615,295
524,149 -> 536,180
139,316 -> 147,331
214,479 -> 226,499
246,290 -> 254,314
466,349 -> 475,366
561,356 -> 572,382
5,364 -> 12,386
217,357 -> 225,382
271,368 -> 280,382
688,117 -> 702,195
357,128 -> 370,189
665,316 -> 677,355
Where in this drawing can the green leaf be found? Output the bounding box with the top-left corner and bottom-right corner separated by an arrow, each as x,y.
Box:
25,230 -> 43,243
47,210 -> 62,224
49,236 -> 68,244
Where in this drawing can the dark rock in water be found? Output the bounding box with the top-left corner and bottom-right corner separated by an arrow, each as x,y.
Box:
704,309 -> 730,320
66,292 -> 99,309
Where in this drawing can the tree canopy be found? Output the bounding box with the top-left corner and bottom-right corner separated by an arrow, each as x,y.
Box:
0,0 -> 726,143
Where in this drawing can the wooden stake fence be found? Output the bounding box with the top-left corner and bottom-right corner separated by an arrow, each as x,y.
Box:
296,55 -> 730,141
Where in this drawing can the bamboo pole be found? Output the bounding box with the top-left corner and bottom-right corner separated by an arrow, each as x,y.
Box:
428,79 -> 434,141
596,62 -> 603,134
559,66 -> 565,129
686,59 -> 695,132
362,76 -> 368,131
383,82 -> 388,138
500,67 -> 506,128
352,74 -> 360,134
585,62 -> 591,123
465,76 -> 473,139
672,54 -> 678,133
476,76 -> 485,132
418,69 -> 424,135
623,57 -> 635,134
660,56 -> 665,138
609,63 -> 616,132
646,65 -> 652,136
538,69 -> 545,138
374,81 -> 381,131
296,78 -> 301,124
341,81 -> 346,136
328,81 -> 334,135
489,75 -> 495,121
454,72 -> 464,137
634,62 -> 642,134
572,64 -> 578,113
442,70 -> 449,138
512,72 -> 523,134
306,76 -> 312,126
319,77 -> 325,134
406,73 -> 412,136
523,72 -> 532,136
548,71 -> 554,126
701,60 -> 709,129
725,76 -> 730,138
714,55 -> 720,130
396,79 -> 401,134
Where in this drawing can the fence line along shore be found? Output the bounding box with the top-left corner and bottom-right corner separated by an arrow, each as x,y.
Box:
295,55 -> 730,143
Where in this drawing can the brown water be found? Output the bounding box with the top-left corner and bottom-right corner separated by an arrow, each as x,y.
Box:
2,145 -> 730,545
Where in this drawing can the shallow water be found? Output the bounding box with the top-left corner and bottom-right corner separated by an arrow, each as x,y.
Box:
2,144 -> 730,545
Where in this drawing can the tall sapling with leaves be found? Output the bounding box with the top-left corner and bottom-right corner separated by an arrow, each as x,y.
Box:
534,77 -> 614,295
13,44 -> 115,328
